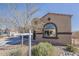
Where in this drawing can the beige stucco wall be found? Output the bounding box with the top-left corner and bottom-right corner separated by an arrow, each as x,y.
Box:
72,38 -> 79,45
38,14 -> 71,33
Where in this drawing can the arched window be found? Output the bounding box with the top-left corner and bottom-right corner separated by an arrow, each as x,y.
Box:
43,23 -> 57,38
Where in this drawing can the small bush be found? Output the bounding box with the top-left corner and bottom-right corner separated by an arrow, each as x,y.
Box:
66,45 -> 79,53
32,42 -> 56,56
9,48 -> 22,56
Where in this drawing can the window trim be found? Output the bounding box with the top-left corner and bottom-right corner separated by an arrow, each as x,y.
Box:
43,22 -> 58,39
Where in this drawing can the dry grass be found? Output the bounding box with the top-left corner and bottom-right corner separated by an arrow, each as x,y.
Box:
0,45 -> 28,56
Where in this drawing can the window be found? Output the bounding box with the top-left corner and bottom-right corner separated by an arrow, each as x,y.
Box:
43,23 -> 57,38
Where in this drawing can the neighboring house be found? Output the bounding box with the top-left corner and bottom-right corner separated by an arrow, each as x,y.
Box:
9,29 -> 19,37
0,28 -> 19,37
0,29 -> 3,35
32,13 -> 72,45
0,29 -> 9,37
72,32 -> 79,45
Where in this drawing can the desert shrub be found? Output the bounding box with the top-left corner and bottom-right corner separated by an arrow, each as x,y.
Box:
66,45 -> 79,53
31,42 -> 56,56
9,48 -> 22,56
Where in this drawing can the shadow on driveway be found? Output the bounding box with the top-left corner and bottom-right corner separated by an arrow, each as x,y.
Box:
5,35 -> 29,45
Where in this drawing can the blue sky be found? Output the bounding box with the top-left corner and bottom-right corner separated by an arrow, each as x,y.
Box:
0,3 -> 79,32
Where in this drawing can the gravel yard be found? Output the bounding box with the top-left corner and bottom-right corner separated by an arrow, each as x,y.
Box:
55,46 -> 79,56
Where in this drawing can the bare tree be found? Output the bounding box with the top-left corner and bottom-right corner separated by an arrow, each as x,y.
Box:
25,4 -> 39,56
0,4 -> 22,31
0,4 -> 39,33
0,4 -> 39,56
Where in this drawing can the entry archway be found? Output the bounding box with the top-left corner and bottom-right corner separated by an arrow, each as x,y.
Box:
43,23 -> 57,38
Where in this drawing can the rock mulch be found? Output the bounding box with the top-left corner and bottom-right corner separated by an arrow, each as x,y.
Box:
55,46 -> 79,56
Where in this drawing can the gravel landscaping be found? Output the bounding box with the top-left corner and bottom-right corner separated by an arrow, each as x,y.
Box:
55,46 -> 79,56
